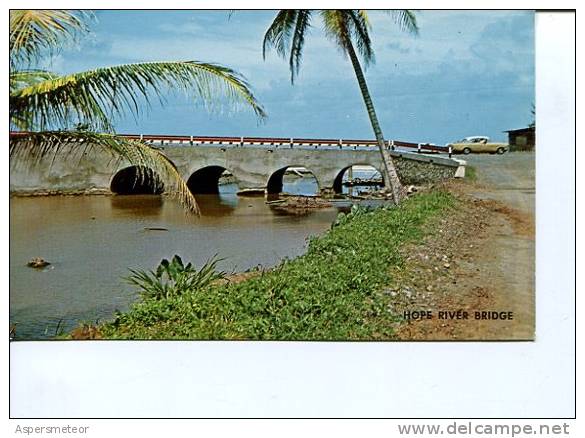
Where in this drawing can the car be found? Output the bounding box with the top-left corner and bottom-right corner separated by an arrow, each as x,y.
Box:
447,136 -> 509,155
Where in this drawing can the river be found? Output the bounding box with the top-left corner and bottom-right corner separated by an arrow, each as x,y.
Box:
10,172 -> 382,340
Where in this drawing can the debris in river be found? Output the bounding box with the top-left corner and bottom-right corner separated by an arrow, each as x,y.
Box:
268,196 -> 332,215
285,196 -> 331,208
27,257 -> 50,268
265,199 -> 287,205
144,227 -> 169,231
237,188 -> 265,197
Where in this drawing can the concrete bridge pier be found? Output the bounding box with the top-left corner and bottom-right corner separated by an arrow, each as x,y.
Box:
9,139 -> 463,197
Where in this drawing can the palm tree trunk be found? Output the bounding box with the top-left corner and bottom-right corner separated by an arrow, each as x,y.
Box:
345,41 -> 404,204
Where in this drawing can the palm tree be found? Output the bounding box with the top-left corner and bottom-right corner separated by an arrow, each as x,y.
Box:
263,10 -> 418,203
10,10 -> 267,213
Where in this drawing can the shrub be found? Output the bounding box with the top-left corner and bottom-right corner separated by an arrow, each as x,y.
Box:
126,255 -> 225,300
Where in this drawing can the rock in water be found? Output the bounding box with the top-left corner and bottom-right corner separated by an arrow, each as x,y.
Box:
27,257 -> 50,268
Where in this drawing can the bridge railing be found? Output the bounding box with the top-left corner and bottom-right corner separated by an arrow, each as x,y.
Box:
9,132 -> 453,157
119,134 -> 453,156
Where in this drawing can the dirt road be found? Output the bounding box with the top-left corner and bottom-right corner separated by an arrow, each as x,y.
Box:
465,152 -> 535,215
394,152 -> 535,340
465,152 -> 535,339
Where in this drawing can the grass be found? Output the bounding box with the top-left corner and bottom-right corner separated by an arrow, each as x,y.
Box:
99,189 -> 456,340
465,165 -> 477,182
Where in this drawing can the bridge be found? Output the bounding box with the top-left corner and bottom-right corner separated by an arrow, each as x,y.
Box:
9,133 -> 465,196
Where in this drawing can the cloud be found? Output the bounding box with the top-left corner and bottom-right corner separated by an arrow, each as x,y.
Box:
386,42 -> 411,54
51,10 -> 534,144
365,10 -> 534,77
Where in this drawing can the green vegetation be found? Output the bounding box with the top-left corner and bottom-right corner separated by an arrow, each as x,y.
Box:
100,190 -> 456,340
127,255 -> 225,301
465,165 -> 477,182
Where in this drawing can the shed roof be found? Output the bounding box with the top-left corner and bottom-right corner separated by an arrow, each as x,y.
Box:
503,126 -> 535,134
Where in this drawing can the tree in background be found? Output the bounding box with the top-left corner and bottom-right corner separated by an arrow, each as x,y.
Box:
263,10 -> 418,203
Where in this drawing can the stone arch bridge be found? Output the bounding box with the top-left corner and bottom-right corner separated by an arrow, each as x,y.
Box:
10,134 -> 464,196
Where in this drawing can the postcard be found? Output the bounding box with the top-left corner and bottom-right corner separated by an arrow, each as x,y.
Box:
10,10 -> 537,342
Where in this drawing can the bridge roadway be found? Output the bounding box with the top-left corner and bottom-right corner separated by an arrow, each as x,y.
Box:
9,133 -> 463,195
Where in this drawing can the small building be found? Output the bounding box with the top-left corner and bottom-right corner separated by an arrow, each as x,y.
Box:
504,126 -> 535,151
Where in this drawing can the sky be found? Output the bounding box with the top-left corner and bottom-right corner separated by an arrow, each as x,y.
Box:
48,10 -> 535,144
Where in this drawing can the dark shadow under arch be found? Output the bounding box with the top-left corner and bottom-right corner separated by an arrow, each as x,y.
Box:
266,167 -> 288,195
187,166 -> 233,194
333,164 -> 384,194
110,166 -> 164,195
266,166 -> 320,195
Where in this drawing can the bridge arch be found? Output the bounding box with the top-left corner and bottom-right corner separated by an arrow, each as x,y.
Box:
110,166 -> 164,195
187,165 -> 238,194
333,164 -> 384,194
266,165 -> 320,195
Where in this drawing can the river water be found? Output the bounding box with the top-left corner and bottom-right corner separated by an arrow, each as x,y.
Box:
10,167 -> 385,340
10,175 -> 366,340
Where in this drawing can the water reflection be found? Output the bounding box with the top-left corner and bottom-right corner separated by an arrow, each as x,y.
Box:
193,182 -> 239,216
10,172 -> 389,339
110,194 -> 164,216
195,194 -> 238,216
282,168 -> 319,196
10,186 -> 339,340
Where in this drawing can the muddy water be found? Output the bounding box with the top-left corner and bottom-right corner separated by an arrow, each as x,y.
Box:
10,178 -> 348,340
10,168 -> 385,340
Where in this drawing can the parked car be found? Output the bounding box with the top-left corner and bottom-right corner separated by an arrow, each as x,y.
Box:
447,136 -> 509,155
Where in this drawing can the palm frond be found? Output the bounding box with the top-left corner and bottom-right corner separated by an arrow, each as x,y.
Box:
10,69 -> 59,92
10,69 -> 60,130
10,131 -> 199,213
10,61 -> 267,132
388,10 -> 419,35
263,10 -> 313,84
347,10 -> 375,66
320,10 -> 353,55
262,10 -> 298,59
288,10 -> 312,83
10,10 -> 90,66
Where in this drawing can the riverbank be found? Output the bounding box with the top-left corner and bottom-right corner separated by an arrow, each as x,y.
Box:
62,153 -> 533,341
390,152 -> 535,340
95,188 -> 457,340
10,192 -> 341,340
